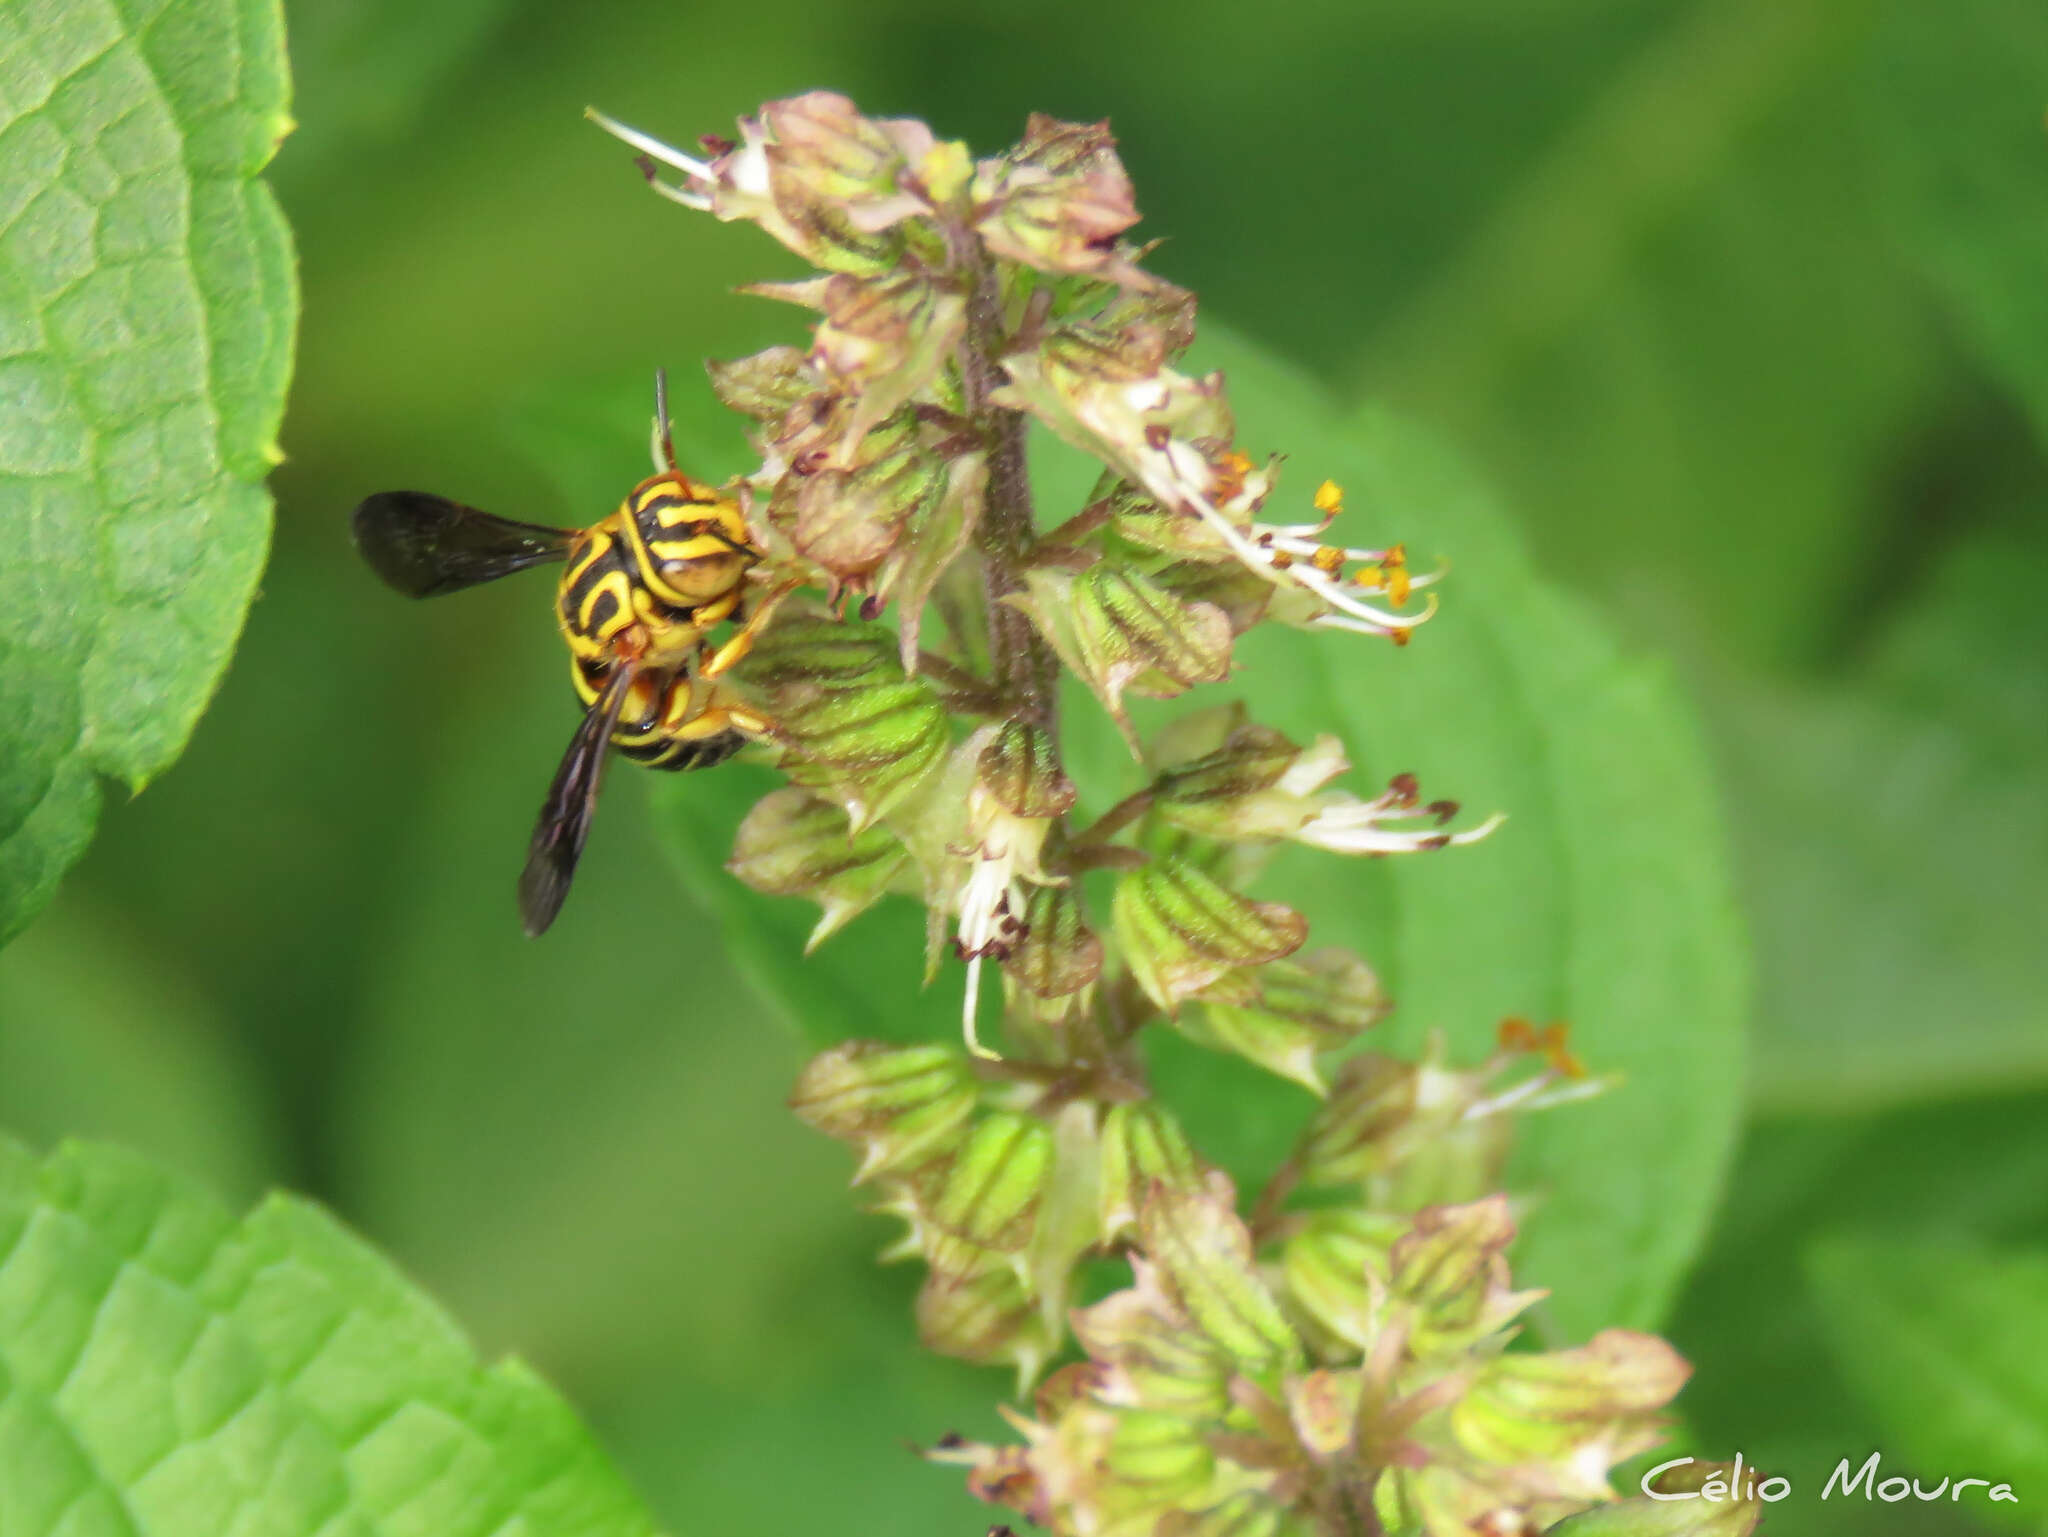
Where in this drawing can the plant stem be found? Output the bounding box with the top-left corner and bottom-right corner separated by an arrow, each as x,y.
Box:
959,241 -> 1060,731
1072,786 -> 1155,849
1247,1154 -> 1302,1243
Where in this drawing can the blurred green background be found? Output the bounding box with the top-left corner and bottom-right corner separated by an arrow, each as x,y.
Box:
3,0 -> 2045,1534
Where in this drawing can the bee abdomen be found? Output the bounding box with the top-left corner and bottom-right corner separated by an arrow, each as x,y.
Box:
577,662 -> 745,772
619,729 -> 745,771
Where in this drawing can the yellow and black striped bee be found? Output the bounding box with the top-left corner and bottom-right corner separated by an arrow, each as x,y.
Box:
352,371 -> 787,935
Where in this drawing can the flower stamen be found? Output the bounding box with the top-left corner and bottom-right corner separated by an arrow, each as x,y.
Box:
586,106 -> 717,184
1124,434 -> 1440,639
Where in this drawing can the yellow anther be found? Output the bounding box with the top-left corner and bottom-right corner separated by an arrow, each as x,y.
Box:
1545,1031 -> 1587,1080
1213,449 -> 1254,503
1313,479 -> 1344,517
1310,544 -> 1344,576
1499,1017 -> 1585,1079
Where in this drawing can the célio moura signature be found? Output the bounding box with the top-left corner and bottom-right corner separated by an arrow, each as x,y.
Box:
1643,1452 -> 2018,1507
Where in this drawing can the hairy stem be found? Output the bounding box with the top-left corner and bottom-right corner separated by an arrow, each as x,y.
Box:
959,242 -> 1060,731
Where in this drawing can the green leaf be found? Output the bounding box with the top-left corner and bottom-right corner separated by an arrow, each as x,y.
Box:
0,1136 -> 661,1537
0,0 -> 298,945
1867,0 -> 2048,450
1806,1235 -> 2048,1528
1718,532 -> 2048,1112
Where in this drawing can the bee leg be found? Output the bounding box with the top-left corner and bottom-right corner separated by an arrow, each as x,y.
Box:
713,700 -> 775,740
700,579 -> 801,680
657,696 -> 769,771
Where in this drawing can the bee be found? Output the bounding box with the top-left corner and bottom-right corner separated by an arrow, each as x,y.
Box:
351,371 -> 788,936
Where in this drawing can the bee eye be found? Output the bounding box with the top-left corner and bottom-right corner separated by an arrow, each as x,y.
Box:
657,550 -> 744,601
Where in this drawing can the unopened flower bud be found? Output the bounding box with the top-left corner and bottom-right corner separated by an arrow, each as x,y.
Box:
777,411 -> 944,589
705,344 -> 818,421
1016,565 -> 1233,752
918,1263 -> 1058,1385
978,719 -> 1078,819
741,612 -> 951,830
1071,1256 -> 1232,1418
1150,558 -> 1275,635
590,93 -> 940,273
1182,948 -> 1388,1092
790,1042 -> 978,1183
1295,1053 -> 1424,1188
785,679 -> 952,830
1280,1207 -> 1410,1356
1294,1027 -> 1612,1210
971,114 -> 1143,279
1389,1332 -> 1691,1536
727,787 -> 911,948
1111,858 -> 1307,1013
737,606 -> 899,688
1137,1182 -> 1302,1375
879,449 -> 985,670
738,94 -> 934,270
1097,1102 -> 1212,1243
1153,720 -> 1344,843
1388,1196 -> 1547,1358
1097,1408 -> 1216,1511
1452,1329 -> 1690,1477
1004,881 -> 1103,1002
811,271 -> 967,451
921,1110 -> 1055,1283
763,93 -> 941,228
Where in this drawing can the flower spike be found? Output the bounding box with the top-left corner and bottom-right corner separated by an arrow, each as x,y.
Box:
587,93 -> 1696,1535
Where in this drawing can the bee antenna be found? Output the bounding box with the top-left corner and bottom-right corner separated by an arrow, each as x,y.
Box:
653,367 -> 678,471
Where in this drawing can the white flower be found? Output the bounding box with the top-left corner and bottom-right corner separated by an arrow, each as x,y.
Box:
1021,354 -> 1444,639
1274,733 -> 1350,797
1293,776 -> 1506,856
953,782 -> 1054,1060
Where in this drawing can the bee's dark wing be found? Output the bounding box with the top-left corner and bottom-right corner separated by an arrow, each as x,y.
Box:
518,662 -> 639,937
352,491 -> 575,598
